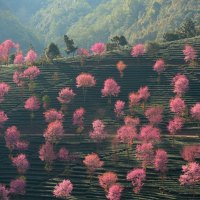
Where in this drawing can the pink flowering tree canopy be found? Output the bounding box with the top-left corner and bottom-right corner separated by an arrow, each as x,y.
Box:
53,179 -> 73,199
0,82 -> 11,103
153,59 -> 165,75
12,154 -> 29,175
169,97 -> 186,116
106,184 -> 123,200
98,172 -> 118,192
57,87 -> 75,104
190,103 -> 200,122
131,44 -> 145,57
23,66 -> 40,80
126,168 -> 146,194
90,42 -> 106,56
179,162 -> 200,188
73,107 -> 85,131
44,109 -> 64,123
167,117 -> 184,135
183,45 -> 197,62
83,153 -> 104,173
90,119 -> 107,143
24,49 -> 37,64
145,106 -> 163,125
76,73 -> 96,88
24,96 -> 40,111
10,178 -> 26,195
114,100 -> 125,118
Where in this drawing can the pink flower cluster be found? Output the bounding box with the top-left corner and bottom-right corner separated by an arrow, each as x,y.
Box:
12,154 -> 29,175
57,87 -> 75,104
183,45 -> 197,62
73,107 -> 85,128
23,66 -> 40,80
24,96 -> 40,111
24,49 -> 37,64
145,106 -> 163,125
131,44 -> 145,57
0,82 -> 10,103
102,78 -> 120,97
153,59 -> 165,75
114,100 -> 125,118
44,109 -> 64,123
90,42 -> 106,55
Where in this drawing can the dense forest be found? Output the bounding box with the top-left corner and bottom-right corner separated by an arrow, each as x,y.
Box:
0,0 -> 200,51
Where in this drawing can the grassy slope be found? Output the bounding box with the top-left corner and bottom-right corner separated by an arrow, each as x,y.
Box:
0,37 -> 200,199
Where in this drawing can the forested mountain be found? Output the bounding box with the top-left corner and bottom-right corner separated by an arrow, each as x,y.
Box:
0,0 -> 199,51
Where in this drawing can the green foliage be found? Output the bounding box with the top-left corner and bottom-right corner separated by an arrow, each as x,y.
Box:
46,43 -> 61,59
64,35 -> 77,56
8,54 -> 15,64
146,41 -> 161,57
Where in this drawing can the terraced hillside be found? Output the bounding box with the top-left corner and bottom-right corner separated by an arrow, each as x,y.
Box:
0,37 -> 200,199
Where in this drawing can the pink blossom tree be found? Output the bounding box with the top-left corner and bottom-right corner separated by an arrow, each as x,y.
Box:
169,97 -> 186,116
190,103 -> 200,126
43,120 -> 64,143
126,168 -> 146,194
179,162 -> 200,194
0,82 -> 10,103
12,154 -> 29,175
181,145 -> 200,162
90,42 -> 106,56
53,179 -> 73,199
0,110 -> 8,127
131,44 -> 145,57
73,107 -> 85,134
76,73 -> 96,103
90,119 -> 107,143
58,147 -> 70,162
106,184 -> 123,200
172,74 -> 189,97
5,126 -> 20,153
136,143 -> 154,169
83,153 -> 104,181
0,184 -> 9,200
153,59 -> 165,82
23,66 -> 40,80
124,116 -> 140,128
13,71 -> 25,87
139,125 -> 161,144
10,178 -> 26,195
57,87 -> 75,113
145,106 -> 163,126
183,45 -> 197,63
77,48 -> 90,65
129,92 -> 140,113
14,51 -> 24,67
98,172 -> 118,192
15,141 -> 29,151
114,100 -> 125,119
24,96 -> 40,120
138,86 -> 150,110
39,142 -> 56,171
101,78 -> 120,103
24,49 -> 37,65
167,117 -> 184,145
44,109 -> 64,123
154,149 -> 168,178
116,60 -> 126,78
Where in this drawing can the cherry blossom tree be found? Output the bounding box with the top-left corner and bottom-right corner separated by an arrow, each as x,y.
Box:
43,120 -> 64,143
24,96 -> 40,120
0,184 -> 9,200
106,184 -> 123,200
181,145 -> 200,162
39,142 -> 56,171
24,49 -> 37,65
5,126 -> 20,152
15,141 -> 29,151
101,78 -> 120,103
58,147 -> 70,162
23,66 -> 40,80
145,106 -> 163,126
10,178 -> 26,195
139,125 -> 161,144
14,51 -> 24,67
136,143 -> 154,169
0,110 -> 8,127
126,168 -> 146,194
190,103 -> 200,126
12,154 -> 29,175
116,60 -> 126,77
44,109 -> 64,123
167,117 -> 184,145
183,45 -> 197,63
90,42 -> 106,56
169,97 -> 186,116
179,162 -> 200,194
0,82 -> 10,103
13,71 -> 25,87
124,116 -> 140,128
53,179 -> 73,199
153,59 -> 165,81
138,86 -> 150,110
83,153 -> 104,181
129,92 -> 140,112
154,149 -> 168,178
90,119 -> 107,143
172,74 -> 189,97
76,73 -> 96,102
98,172 -> 118,192
73,107 -> 85,134
131,44 -> 145,57
114,100 -> 125,119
